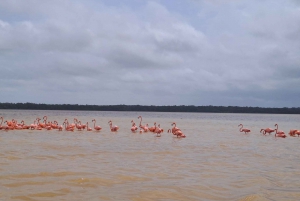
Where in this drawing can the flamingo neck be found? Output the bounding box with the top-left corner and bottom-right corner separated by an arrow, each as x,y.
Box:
239,124 -> 243,132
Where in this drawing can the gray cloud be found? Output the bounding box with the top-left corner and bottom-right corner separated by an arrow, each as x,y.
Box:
0,0 -> 300,107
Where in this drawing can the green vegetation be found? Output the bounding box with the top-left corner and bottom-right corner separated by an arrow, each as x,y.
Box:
0,102 -> 299,114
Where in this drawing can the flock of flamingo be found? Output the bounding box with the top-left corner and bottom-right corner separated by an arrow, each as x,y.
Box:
3,114 -> 298,139
0,116 -> 186,138
238,123 -> 300,138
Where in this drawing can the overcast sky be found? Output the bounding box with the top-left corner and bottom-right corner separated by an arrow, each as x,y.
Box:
0,0 -> 300,107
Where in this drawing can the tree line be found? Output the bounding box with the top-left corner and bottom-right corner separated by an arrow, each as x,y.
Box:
0,102 -> 300,114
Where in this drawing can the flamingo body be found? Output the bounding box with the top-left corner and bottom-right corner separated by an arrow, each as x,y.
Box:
260,128 -> 275,135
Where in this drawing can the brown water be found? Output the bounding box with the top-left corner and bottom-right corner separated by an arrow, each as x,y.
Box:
0,110 -> 300,201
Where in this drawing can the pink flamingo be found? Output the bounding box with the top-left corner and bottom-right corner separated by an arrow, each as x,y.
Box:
92,119 -> 102,131
4,120 -> 14,130
45,121 -> 54,130
51,121 -> 59,129
64,119 -> 74,130
14,120 -> 23,130
260,128 -> 275,135
58,124 -> 63,131
63,122 -> 74,131
274,124 -> 286,138
79,120 -> 86,129
169,122 -> 185,138
294,130 -> 300,137
44,116 -> 51,127
138,116 -> 149,132
108,120 -> 119,132
67,118 -> 75,128
238,124 -> 251,134
2,120 -> 10,130
288,129 -> 298,136
86,122 -> 93,131
64,119 -> 75,129
74,118 -> 81,130
154,123 -> 163,137
36,118 -> 46,128
171,122 -> 181,133
131,120 -> 138,133
148,122 -> 156,132
78,121 -> 86,130
168,128 -> 186,138
75,121 -> 83,131
6,119 -> 14,127
29,120 -> 37,130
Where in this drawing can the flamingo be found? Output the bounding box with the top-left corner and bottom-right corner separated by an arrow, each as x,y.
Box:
2,124 -> 7,130
4,120 -> 14,130
13,120 -> 23,130
36,118 -> 46,128
6,119 -> 14,127
62,118 -> 75,129
45,121 -> 53,130
75,121 -> 83,131
64,119 -> 75,129
51,121 -> 59,129
74,118 -> 81,130
43,116 -> 51,127
29,120 -> 37,130
238,124 -> 250,134
78,121 -> 86,130
63,122 -> 74,131
143,123 -> 149,132
260,128 -> 275,135
168,128 -> 186,138
79,120 -> 86,129
288,129 -> 298,136
138,116 -> 148,132
58,124 -> 63,131
168,122 -> 186,137
64,119 -> 74,130
169,123 -> 185,138
274,124 -> 286,138
131,120 -> 138,133
108,120 -> 119,132
294,130 -> 300,137
171,122 -> 181,133
92,119 -> 102,131
148,122 -> 156,132
154,123 -> 163,137
86,122 -> 93,131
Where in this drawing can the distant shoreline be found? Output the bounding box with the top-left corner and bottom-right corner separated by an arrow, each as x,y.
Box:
0,103 -> 300,114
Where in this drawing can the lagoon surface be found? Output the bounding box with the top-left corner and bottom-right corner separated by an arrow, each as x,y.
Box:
0,110 -> 300,201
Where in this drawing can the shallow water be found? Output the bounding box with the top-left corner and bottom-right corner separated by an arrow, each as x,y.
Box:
0,110 -> 300,201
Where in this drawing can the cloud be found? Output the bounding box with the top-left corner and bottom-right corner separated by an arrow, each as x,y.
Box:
0,0 -> 300,107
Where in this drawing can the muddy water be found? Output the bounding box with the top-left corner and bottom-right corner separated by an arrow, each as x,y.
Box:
0,110 -> 300,201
